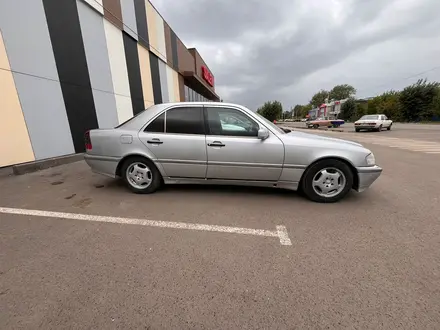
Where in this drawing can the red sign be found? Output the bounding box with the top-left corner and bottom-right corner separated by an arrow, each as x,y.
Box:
201,66 -> 214,87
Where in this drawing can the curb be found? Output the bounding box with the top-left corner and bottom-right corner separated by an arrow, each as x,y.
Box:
12,153 -> 84,176
0,166 -> 14,178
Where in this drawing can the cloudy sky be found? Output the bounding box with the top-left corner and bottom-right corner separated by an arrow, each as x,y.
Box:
152,0 -> 440,111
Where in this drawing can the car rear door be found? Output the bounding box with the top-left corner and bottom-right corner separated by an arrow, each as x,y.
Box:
204,105 -> 284,181
138,105 -> 207,178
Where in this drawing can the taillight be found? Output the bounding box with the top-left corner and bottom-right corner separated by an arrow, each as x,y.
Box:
84,131 -> 92,150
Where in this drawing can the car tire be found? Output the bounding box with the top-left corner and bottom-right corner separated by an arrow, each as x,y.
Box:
301,159 -> 354,203
121,156 -> 162,194
313,124 -> 319,129
377,125 -> 382,132
355,128 -> 360,132
387,124 -> 392,131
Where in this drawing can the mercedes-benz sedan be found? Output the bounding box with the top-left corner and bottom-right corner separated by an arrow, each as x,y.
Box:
84,102 -> 382,203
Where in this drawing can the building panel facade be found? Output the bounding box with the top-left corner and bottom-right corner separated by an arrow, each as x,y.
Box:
0,0 -> 219,168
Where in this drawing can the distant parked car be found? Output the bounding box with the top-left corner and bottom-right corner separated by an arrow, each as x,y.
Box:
84,102 -> 382,203
306,117 -> 345,129
354,114 -> 392,132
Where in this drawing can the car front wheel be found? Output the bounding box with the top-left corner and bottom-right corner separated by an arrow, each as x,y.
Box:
387,124 -> 392,131
121,157 -> 162,194
301,159 -> 354,203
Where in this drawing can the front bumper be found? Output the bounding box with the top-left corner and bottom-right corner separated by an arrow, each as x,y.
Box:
355,165 -> 382,192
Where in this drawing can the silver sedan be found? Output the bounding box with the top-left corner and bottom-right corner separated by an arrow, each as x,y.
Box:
84,102 -> 382,203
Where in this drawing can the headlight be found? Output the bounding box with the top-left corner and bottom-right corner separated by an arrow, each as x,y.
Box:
365,153 -> 375,166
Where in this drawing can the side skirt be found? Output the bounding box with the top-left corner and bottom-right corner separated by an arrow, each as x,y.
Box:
162,177 -> 299,191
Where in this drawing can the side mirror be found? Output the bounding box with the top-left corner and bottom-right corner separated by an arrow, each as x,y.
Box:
258,127 -> 270,140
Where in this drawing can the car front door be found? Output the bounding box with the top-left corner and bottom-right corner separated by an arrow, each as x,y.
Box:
383,115 -> 392,127
138,106 -> 207,178
204,106 -> 284,181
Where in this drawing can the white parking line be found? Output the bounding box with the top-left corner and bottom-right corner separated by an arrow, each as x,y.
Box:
0,207 -> 292,246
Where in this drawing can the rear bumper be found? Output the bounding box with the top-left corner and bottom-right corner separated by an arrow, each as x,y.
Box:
355,124 -> 379,129
84,154 -> 120,178
355,165 -> 382,192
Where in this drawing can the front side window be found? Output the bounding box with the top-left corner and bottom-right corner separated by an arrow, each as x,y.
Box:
144,113 -> 165,132
166,107 -> 204,135
206,107 -> 259,137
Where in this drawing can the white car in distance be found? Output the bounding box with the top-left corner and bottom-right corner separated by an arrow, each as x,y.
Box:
354,114 -> 393,132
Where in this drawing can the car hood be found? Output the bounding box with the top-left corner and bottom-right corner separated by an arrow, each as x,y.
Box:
282,130 -> 363,147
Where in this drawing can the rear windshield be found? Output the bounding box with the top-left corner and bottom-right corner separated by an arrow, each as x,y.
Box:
360,115 -> 379,120
115,106 -> 152,128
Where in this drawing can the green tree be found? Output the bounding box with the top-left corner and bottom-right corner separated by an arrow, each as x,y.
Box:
292,104 -> 312,118
431,87 -> 440,119
293,104 -> 303,118
399,79 -> 440,121
256,101 -> 283,122
340,97 -> 357,121
310,90 -> 329,107
366,98 -> 379,115
282,110 -> 292,120
302,104 -> 313,117
329,84 -> 356,101
355,101 -> 368,118
365,91 -> 401,120
378,91 -> 401,120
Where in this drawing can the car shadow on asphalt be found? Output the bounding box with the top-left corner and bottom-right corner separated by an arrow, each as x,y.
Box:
98,177 -> 300,198
97,178 -> 365,204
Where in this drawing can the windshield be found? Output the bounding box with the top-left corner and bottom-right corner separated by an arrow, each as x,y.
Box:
360,115 -> 379,120
253,112 -> 286,134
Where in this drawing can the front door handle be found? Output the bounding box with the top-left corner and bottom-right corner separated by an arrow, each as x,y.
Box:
208,141 -> 225,147
147,138 -> 163,144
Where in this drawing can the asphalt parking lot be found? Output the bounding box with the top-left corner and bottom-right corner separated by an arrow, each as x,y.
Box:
1,125 -> 440,329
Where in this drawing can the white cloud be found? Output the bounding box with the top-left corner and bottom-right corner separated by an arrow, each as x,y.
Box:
152,0 -> 440,109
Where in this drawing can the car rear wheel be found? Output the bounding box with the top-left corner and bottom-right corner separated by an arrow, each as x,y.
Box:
376,125 -> 382,132
121,157 -> 162,194
355,128 -> 360,132
313,124 -> 319,129
301,159 -> 354,203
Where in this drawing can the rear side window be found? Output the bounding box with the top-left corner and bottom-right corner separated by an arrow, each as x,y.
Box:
166,107 -> 204,135
145,113 -> 165,132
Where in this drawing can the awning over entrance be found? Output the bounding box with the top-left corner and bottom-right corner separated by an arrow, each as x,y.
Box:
182,71 -> 220,102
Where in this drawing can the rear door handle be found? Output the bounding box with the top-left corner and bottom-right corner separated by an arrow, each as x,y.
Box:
147,138 -> 163,144
208,141 -> 225,147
